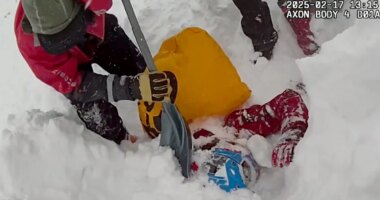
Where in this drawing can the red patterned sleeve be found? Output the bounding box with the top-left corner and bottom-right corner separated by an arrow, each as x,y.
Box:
225,89 -> 309,138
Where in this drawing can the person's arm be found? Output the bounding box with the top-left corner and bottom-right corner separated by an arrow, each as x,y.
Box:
264,89 -> 309,167
17,32 -> 175,104
66,70 -> 178,103
17,35 -> 83,95
225,89 -> 309,167
64,71 -> 138,103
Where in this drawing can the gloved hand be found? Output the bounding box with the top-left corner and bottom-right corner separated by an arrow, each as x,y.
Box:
272,132 -> 301,168
131,70 -> 177,103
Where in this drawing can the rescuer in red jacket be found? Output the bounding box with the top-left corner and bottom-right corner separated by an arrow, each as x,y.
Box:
15,0 -> 176,144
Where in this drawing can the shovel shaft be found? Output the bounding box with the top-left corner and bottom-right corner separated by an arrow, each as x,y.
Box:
120,0 -> 192,178
121,0 -> 157,72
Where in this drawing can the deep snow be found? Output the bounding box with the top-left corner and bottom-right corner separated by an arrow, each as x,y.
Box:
1,0 -> 379,200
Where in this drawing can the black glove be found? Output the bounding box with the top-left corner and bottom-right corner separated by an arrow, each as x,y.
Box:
65,70 -> 177,104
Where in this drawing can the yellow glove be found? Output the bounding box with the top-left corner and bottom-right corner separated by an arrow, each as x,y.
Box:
134,70 -> 177,103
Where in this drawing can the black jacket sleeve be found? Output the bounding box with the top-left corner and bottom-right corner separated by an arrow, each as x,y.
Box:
65,71 -> 140,103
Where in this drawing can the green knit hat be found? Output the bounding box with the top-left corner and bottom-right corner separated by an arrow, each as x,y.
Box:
22,0 -> 87,54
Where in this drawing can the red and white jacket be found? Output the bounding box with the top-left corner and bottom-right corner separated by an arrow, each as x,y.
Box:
14,0 -> 112,94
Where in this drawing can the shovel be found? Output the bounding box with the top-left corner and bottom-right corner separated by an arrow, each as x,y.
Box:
121,0 -> 192,178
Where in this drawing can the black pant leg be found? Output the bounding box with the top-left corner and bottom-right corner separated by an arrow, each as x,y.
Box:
93,13 -> 146,76
233,0 -> 262,16
67,65 -> 128,144
72,99 -> 127,144
233,0 -> 278,58
233,0 -> 264,39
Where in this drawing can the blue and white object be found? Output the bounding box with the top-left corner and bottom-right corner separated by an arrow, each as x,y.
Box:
206,148 -> 260,192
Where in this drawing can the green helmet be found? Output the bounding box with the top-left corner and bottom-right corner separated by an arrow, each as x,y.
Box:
22,0 -> 81,34
22,0 -> 87,54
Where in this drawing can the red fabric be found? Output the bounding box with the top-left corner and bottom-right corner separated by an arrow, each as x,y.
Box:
86,15 -> 105,40
280,6 -> 318,55
193,129 -> 215,139
192,90 -> 308,169
191,162 -> 199,172
79,0 -> 110,39
272,140 -> 298,168
224,89 -> 309,167
193,129 -> 220,151
224,89 -> 308,137
79,0 -> 112,13
14,1 -> 112,94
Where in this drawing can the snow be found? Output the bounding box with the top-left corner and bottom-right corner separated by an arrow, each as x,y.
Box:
247,135 -> 273,168
1,0 -> 379,200
288,19 -> 380,200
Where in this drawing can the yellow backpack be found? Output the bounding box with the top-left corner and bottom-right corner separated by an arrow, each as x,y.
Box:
138,27 -> 251,138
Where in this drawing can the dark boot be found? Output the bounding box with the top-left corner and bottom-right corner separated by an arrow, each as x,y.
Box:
233,0 -> 279,60
252,29 -> 278,60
